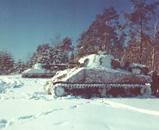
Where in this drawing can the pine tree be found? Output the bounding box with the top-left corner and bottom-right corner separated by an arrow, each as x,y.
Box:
29,52 -> 38,68
69,52 -> 75,62
52,49 -> 62,64
0,50 -> 15,74
76,7 -> 124,59
28,43 -> 54,67
28,36 -> 74,67
16,59 -> 25,73
151,16 -> 159,71
51,36 -> 74,64
60,37 -> 74,63
123,0 -> 159,64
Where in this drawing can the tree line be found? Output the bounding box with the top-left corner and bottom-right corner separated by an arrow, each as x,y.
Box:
28,36 -> 74,68
0,50 -> 26,74
0,36 -> 74,74
0,0 -> 159,75
76,0 -> 159,71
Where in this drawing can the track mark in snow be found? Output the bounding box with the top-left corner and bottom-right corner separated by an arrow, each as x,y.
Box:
54,121 -> 70,126
18,115 -> 33,120
0,119 -> 13,129
67,105 -> 78,110
104,100 -> 159,116
43,108 -> 64,116
3,105 -> 76,128
0,119 -> 7,129
23,91 -> 52,101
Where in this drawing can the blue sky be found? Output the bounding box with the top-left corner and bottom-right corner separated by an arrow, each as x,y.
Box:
0,0 -> 156,61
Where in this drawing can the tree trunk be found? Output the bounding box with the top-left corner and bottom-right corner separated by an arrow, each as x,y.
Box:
152,47 -> 155,71
139,19 -> 143,64
104,33 -> 109,55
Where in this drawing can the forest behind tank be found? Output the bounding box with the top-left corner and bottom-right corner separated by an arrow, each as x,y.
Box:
0,0 -> 159,75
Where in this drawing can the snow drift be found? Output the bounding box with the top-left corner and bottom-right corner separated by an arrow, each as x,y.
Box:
0,75 -> 159,130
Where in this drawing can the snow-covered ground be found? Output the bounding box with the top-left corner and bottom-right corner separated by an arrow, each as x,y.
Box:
0,75 -> 159,130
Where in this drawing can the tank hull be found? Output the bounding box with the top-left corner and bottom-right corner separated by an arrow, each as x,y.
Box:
53,67 -> 151,84
46,67 -> 152,97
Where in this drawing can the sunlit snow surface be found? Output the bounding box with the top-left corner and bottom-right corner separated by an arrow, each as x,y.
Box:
0,75 -> 159,130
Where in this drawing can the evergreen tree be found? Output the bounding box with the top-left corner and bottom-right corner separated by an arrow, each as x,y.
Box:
36,43 -> 51,64
51,36 -> 74,64
151,16 -> 159,71
28,43 -> 53,67
52,49 -> 62,64
123,0 -> 159,64
28,36 -> 73,67
16,59 -> 25,73
29,52 -> 38,68
69,52 -> 75,62
60,37 -> 74,63
0,50 -> 15,74
76,7 -> 124,59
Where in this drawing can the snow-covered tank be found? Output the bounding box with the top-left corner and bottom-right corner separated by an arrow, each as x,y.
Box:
22,63 -> 67,78
45,54 -> 152,97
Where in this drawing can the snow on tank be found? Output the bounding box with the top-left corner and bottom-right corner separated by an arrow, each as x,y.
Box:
128,63 -> 149,75
79,54 -> 115,68
22,63 -> 67,78
45,53 -> 152,98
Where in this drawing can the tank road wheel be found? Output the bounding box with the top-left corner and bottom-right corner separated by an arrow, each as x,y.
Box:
54,87 -> 65,97
140,87 -> 149,95
98,88 -> 106,98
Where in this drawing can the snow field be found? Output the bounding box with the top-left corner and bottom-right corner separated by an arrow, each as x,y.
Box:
0,75 -> 159,130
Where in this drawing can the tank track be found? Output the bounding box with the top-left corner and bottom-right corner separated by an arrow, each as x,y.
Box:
54,83 -> 147,88
22,74 -> 55,78
53,83 -> 151,97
